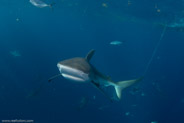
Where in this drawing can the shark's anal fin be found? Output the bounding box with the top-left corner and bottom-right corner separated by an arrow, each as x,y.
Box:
48,74 -> 62,82
85,49 -> 95,62
91,81 -> 113,102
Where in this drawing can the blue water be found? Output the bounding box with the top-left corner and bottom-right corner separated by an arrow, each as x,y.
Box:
0,0 -> 184,123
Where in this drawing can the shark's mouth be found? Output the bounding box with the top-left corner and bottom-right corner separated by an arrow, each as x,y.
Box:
57,64 -> 90,82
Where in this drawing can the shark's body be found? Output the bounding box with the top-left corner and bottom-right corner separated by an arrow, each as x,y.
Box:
51,50 -> 142,100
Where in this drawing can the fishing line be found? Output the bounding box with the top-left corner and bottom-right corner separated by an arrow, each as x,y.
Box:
143,24 -> 167,76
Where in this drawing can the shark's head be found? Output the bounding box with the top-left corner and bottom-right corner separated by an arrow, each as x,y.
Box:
57,57 -> 92,82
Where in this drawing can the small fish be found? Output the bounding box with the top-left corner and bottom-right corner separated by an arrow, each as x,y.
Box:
110,41 -> 123,45
77,97 -> 88,110
141,92 -> 145,96
30,0 -> 54,8
10,50 -> 21,57
125,112 -> 130,116
16,18 -> 20,22
158,19 -> 184,32
151,121 -> 158,123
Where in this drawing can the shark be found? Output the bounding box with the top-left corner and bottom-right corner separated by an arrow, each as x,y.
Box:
49,49 -> 143,100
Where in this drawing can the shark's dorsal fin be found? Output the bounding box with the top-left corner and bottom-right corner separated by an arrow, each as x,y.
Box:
85,49 -> 95,62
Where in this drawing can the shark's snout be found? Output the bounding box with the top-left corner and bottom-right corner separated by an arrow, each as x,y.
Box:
57,63 -> 90,82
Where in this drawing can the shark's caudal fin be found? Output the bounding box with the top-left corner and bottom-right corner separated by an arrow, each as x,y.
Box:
114,77 -> 143,99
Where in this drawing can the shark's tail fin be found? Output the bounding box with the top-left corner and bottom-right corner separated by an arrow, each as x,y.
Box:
114,77 -> 143,99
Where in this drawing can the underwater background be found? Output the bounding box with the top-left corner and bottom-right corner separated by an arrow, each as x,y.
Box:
0,0 -> 184,123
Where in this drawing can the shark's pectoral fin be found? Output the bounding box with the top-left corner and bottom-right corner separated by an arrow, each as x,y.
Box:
85,49 -> 95,62
115,77 -> 143,99
91,81 -> 113,102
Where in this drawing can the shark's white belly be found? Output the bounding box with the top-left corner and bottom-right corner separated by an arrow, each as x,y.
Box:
57,64 -> 90,82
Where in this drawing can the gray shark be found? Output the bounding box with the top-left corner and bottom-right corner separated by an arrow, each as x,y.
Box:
49,49 -> 142,100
